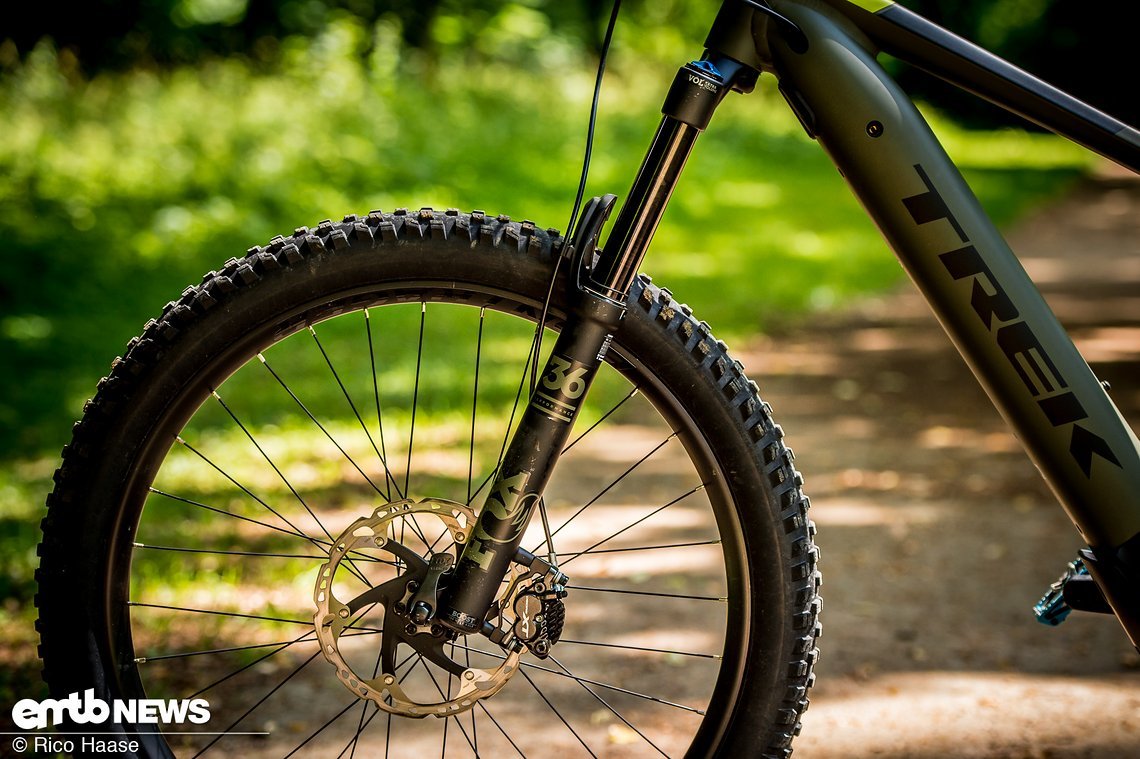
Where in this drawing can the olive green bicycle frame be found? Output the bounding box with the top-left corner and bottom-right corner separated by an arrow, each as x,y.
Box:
724,0 -> 1140,641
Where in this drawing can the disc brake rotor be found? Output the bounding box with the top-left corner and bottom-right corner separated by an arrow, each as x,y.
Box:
313,498 -> 522,718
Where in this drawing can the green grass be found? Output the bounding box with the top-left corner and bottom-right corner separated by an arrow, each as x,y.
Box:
0,21 -> 1096,702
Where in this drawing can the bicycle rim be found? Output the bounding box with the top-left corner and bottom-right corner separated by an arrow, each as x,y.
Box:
106,280 -> 749,757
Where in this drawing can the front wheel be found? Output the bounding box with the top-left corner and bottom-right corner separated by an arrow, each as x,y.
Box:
37,208 -> 820,757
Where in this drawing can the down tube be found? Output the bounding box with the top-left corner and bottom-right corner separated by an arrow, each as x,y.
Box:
765,6 -> 1140,551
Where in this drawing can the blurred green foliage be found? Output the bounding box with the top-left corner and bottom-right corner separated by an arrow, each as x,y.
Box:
0,4 -> 1095,461
4,1 -> 1135,125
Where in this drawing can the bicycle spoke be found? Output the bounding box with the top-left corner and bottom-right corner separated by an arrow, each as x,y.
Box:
340,702 -> 380,759
310,324 -> 402,501
148,487 -> 315,545
547,655 -> 669,757
415,659 -> 477,755
449,644 -> 707,716
366,308 -> 400,500
128,601 -> 319,628
536,496 -> 558,564
136,629 -> 379,664
257,352 -> 387,497
405,302 -> 426,496
140,538 -> 389,576
556,638 -> 720,660
466,645 -> 478,755
345,623 -> 387,758
147,485 -> 374,587
538,655 -> 704,716
561,386 -> 639,454
469,334 -> 540,506
133,542 -> 341,562
518,667 -> 596,758
210,389 -> 339,543
174,622 -> 334,703
395,512 -> 433,556
283,698 -> 359,758
532,431 -> 679,553
172,437 -> 316,544
559,483 -> 706,567
185,634 -> 312,701
187,607 -> 382,750
443,643 -> 454,756
476,701 -> 526,758
557,538 -> 721,559
565,585 -> 727,602
191,649 -> 322,757
467,307 -> 485,505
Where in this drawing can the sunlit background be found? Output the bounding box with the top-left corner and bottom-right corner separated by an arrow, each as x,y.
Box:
2,1 -> 1136,753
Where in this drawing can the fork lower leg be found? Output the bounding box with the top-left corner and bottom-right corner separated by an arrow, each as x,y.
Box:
440,291 -> 625,633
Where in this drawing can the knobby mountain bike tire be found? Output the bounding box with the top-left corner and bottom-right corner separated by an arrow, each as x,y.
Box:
36,209 -> 820,758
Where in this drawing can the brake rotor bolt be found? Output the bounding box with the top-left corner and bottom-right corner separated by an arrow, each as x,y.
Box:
338,608 -> 350,618
464,671 -> 475,681
410,602 -> 431,625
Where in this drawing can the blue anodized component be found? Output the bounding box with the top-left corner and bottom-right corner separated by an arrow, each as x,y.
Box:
690,59 -> 723,79
1033,557 -> 1090,626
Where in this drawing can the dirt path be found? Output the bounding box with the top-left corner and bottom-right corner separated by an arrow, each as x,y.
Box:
738,170 -> 1140,758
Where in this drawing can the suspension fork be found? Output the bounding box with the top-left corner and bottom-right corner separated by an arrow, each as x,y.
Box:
438,52 -> 760,634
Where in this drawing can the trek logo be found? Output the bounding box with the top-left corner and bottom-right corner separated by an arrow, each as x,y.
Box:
902,164 -> 1120,478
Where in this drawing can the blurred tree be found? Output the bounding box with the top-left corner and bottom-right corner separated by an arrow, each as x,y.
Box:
4,0 -> 1135,125
0,0 -> 617,69
2,1 -> 1132,126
